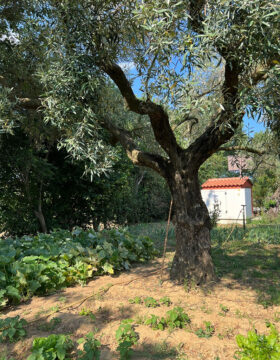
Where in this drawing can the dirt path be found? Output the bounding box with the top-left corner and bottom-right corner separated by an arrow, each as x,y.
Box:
1,256 -> 279,360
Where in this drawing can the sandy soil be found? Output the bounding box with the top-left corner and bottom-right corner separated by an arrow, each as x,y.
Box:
1,255 -> 279,360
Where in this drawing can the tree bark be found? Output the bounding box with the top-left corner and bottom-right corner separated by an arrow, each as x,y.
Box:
168,170 -> 216,284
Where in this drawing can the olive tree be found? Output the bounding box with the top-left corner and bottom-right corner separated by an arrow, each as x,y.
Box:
15,0 -> 280,283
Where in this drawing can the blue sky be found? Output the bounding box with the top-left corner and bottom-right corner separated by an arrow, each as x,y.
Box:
120,63 -> 266,136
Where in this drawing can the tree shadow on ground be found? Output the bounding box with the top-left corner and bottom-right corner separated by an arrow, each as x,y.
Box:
211,240 -> 280,307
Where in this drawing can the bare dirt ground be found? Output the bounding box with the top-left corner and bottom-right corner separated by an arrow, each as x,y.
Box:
1,252 -> 280,360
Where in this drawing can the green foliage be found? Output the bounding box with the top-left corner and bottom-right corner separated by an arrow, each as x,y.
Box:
195,321 -> 215,338
116,319 -> 139,360
128,296 -> 142,305
145,307 -> 191,331
145,314 -> 167,331
0,316 -> 27,343
159,296 -> 172,307
27,334 -> 73,360
0,228 -> 157,307
235,324 -> 280,360
143,297 -> 159,308
77,332 -> 101,360
79,309 -> 96,322
165,307 -> 191,330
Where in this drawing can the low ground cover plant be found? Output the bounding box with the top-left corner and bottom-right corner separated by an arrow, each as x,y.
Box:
235,323 -> 280,360
27,334 -> 73,360
145,307 -> 191,331
143,297 -> 159,308
0,316 -> 27,343
128,296 -> 142,305
0,228 -> 157,307
195,321 -> 215,338
116,319 -> 139,360
77,332 -> 101,360
159,296 -> 172,307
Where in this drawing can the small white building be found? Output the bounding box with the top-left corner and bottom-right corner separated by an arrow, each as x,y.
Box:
201,177 -> 253,224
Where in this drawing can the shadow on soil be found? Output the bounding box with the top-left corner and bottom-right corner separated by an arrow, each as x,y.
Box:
212,240 -> 280,307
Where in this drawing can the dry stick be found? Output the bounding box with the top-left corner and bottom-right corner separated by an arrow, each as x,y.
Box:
160,198 -> 173,282
224,208 -> 243,242
25,267 -> 169,326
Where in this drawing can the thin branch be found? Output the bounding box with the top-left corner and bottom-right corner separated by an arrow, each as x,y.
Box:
217,146 -> 265,156
145,52 -> 158,99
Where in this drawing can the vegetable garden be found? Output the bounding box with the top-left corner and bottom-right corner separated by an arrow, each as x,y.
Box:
1,223 -> 280,359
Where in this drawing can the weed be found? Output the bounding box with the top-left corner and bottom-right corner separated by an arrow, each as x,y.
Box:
145,314 -> 167,331
77,332 -> 101,360
116,319 -> 139,360
58,297 -> 67,303
0,316 -> 27,343
128,296 -> 142,305
159,296 -> 172,307
218,304 -> 229,316
37,317 -> 62,331
195,321 -> 215,338
79,308 -> 96,322
144,297 -> 159,308
50,305 -> 60,313
27,334 -> 73,360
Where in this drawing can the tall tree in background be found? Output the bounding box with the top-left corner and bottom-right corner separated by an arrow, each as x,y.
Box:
2,1 -> 279,283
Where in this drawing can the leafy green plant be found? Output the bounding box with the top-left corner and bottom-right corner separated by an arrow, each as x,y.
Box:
27,334 -> 73,360
159,296 -> 172,307
165,307 -> 191,330
235,324 -> 280,360
116,319 -> 139,360
77,332 -> 101,360
128,296 -> 142,305
0,316 -> 27,343
145,314 -> 167,331
219,304 -> 229,317
0,228 -> 157,307
195,321 -> 215,338
79,308 -> 96,322
145,307 -> 191,331
143,297 -> 159,308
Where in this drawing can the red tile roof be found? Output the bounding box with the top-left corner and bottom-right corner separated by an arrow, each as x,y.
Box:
201,177 -> 252,189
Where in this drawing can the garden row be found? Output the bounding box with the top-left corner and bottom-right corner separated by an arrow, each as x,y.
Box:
1,307 -> 280,360
212,225 -> 280,244
0,228 -> 158,308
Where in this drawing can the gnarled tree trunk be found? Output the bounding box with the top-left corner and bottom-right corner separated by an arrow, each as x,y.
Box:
168,169 -> 215,284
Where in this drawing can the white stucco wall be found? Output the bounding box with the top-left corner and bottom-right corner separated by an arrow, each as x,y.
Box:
201,187 -> 252,224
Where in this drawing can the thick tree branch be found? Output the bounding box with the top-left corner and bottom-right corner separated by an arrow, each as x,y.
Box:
100,115 -> 169,177
17,97 -> 41,110
101,62 -> 181,160
217,146 -> 265,156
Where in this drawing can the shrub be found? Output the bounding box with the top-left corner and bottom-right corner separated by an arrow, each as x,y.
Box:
235,324 -> 280,360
